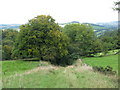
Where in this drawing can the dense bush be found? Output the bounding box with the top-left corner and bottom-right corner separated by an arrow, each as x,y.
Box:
93,66 -> 116,75
63,23 -> 100,57
2,29 -> 18,60
98,30 -> 119,55
56,53 -> 79,66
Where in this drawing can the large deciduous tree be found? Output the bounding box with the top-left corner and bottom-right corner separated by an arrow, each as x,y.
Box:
12,15 -> 69,63
63,23 -> 97,56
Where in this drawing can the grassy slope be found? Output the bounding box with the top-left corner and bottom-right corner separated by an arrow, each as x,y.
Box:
2,60 -> 41,76
83,55 -> 118,71
2,59 -> 118,88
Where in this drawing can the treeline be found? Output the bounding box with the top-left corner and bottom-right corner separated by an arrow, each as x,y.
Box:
1,15 -> 119,65
2,29 -> 18,60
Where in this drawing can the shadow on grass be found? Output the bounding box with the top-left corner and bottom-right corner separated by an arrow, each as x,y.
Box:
23,59 -> 40,62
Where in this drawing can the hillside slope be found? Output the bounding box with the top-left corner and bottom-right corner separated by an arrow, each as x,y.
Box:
2,60 -> 118,88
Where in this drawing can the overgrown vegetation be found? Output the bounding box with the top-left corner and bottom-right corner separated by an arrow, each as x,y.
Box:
1,1 -> 119,88
2,29 -> 18,60
2,59 -> 118,88
93,66 -> 116,75
1,15 -> 119,66
62,24 -> 97,57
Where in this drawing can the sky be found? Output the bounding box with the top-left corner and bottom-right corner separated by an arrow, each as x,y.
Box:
0,0 -> 118,24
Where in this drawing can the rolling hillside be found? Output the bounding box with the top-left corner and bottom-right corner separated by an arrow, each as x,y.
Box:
2,58 -> 118,88
0,24 -> 21,29
59,21 -> 118,36
83,21 -> 118,36
0,21 -> 118,36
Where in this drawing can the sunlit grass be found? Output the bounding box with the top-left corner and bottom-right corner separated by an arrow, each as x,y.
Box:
2,60 -> 41,76
83,54 -> 118,71
2,59 -> 118,88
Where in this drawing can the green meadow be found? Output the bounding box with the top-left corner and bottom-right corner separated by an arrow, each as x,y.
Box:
83,54 -> 118,71
2,55 -> 118,88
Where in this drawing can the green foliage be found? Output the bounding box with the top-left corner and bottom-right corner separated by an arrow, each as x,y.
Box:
91,39 -> 103,54
114,1 -> 120,11
2,29 -> 18,40
2,29 -> 18,60
93,66 -> 116,75
57,53 -> 79,66
12,15 -> 69,64
98,30 -> 119,55
2,45 -> 12,60
63,23 -> 97,56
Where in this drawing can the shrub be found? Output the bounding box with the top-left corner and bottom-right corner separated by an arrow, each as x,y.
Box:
56,53 -> 79,66
93,66 -> 116,75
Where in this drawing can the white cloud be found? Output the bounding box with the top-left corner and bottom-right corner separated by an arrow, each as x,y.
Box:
0,0 -> 118,24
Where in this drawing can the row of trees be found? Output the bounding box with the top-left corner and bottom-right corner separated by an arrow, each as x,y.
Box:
2,15 -> 118,65
99,30 -> 118,54
62,24 -> 118,57
2,29 -> 18,60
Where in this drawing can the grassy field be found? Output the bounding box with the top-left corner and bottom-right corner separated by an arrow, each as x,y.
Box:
2,59 -> 118,88
83,54 -> 118,71
2,60 -> 41,76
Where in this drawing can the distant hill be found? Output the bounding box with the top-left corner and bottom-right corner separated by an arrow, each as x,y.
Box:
92,21 -> 118,36
0,24 -> 21,29
96,21 -> 118,30
96,21 -> 118,28
59,21 -> 80,27
0,21 -> 118,36
83,22 -> 118,36
59,21 -> 118,36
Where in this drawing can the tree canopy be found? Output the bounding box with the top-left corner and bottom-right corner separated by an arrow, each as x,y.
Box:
2,29 -> 18,60
12,15 -> 69,63
63,23 -> 97,56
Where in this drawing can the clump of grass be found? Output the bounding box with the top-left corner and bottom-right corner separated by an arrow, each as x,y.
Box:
73,59 -> 83,67
38,61 -> 50,67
